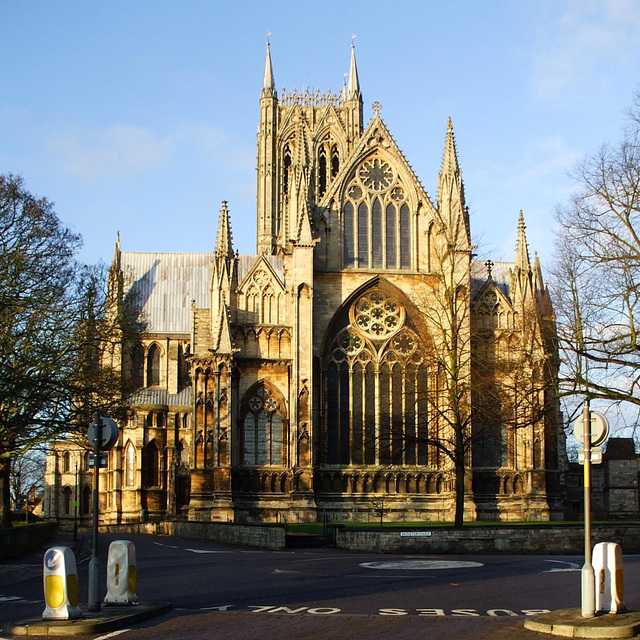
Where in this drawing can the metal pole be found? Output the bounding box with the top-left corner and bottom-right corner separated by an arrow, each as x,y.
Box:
581,400 -> 595,618
88,412 -> 102,612
73,463 -> 78,542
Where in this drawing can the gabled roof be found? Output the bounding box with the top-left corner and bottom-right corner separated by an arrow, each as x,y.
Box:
122,252 -> 211,334
471,260 -> 513,299
237,254 -> 285,285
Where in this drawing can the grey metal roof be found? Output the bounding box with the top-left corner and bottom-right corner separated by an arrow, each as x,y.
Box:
121,252 -> 212,334
471,260 -> 513,299
237,254 -> 285,285
127,387 -> 192,408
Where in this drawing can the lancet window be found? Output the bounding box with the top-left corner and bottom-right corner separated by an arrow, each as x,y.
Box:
146,343 -> 160,387
317,136 -> 340,201
240,383 -> 287,467
322,289 -> 430,467
124,442 -> 136,487
343,158 -> 411,270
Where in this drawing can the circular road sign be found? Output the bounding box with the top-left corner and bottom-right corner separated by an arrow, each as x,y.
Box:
87,416 -> 119,451
574,411 -> 610,447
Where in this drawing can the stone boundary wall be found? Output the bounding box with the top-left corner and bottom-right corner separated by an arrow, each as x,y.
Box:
98,521 -> 286,550
334,524 -> 640,554
0,522 -> 58,559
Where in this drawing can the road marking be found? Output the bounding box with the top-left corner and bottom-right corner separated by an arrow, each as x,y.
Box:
345,574 -> 435,579
184,549 -> 232,554
93,629 -> 131,640
543,560 -> 580,572
360,560 -> 483,570
271,569 -> 302,574
0,596 -> 22,602
244,605 -> 551,617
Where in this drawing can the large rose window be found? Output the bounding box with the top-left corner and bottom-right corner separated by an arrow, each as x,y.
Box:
350,291 -> 404,340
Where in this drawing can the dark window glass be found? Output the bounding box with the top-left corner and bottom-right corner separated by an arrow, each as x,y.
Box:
344,202 -> 355,268
357,202 -> 369,268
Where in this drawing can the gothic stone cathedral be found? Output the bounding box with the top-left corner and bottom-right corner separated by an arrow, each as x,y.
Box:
45,45 -> 566,526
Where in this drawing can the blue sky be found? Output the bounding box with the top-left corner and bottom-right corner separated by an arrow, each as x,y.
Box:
1,0 -> 639,270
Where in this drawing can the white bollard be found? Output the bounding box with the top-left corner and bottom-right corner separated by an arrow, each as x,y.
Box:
42,547 -> 83,620
104,540 -> 138,605
593,542 -> 625,614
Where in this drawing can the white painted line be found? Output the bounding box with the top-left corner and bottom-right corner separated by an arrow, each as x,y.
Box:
271,569 -> 302,574
93,629 -> 131,640
361,560 -> 483,570
346,574 -> 435,579
542,560 -> 580,572
185,548 -> 232,554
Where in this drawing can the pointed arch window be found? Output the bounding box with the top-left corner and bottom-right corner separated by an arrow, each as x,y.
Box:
147,343 -> 160,387
342,159 -> 411,271
143,440 -> 160,487
371,197 -> 383,269
331,145 -> 340,178
318,146 -> 327,198
400,203 -> 411,269
124,442 -> 136,487
241,385 -> 286,467
344,202 -> 355,268
357,202 -> 368,267
131,344 -> 144,388
81,485 -> 91,516
283,144 -> 292,196
322,289 -> 430,467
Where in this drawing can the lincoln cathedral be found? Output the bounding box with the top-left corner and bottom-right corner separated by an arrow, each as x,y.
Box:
45,44 -> 568,526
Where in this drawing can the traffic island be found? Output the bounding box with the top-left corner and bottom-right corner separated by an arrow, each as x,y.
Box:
524,608 -> 640,638
3,602 -> 172,637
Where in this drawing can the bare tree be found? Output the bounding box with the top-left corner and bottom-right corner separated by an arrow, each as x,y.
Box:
10,448 -> 46,517
552,94 -> 640,428
0,175 -> 136,527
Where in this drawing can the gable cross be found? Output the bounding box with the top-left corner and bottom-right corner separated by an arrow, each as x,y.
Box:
485,260 -> 494,278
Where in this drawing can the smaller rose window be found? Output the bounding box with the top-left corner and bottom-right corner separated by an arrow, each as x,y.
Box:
358,159 -> 394,192
338,331 -> 363,355
392,332 -> 416,355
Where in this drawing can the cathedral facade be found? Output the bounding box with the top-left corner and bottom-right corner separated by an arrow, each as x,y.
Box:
45,45 -> 566,526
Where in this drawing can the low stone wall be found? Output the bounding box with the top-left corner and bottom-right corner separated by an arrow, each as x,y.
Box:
98,520 -> 286,550
0,521 -> 58,559
335,524 -> 640,554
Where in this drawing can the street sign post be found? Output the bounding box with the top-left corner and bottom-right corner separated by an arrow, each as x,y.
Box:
87,413 -> 119,613
576,407 -> 610,618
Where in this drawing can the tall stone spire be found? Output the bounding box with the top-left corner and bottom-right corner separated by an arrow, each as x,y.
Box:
437,117 -> 470,246
345,41 -> 363,143
514,210 -> 531,272
261,40 -> 276,98
111,231 -> 121,271
215,201 -> 235,260
347,43 -> 361,101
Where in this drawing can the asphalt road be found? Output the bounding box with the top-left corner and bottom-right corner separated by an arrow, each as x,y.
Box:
2,531 -> 640,639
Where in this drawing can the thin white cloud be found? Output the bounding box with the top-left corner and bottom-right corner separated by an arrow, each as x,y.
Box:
468,135 -> 581,262
50,125 -> 175,181
532,0 -> 640,100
